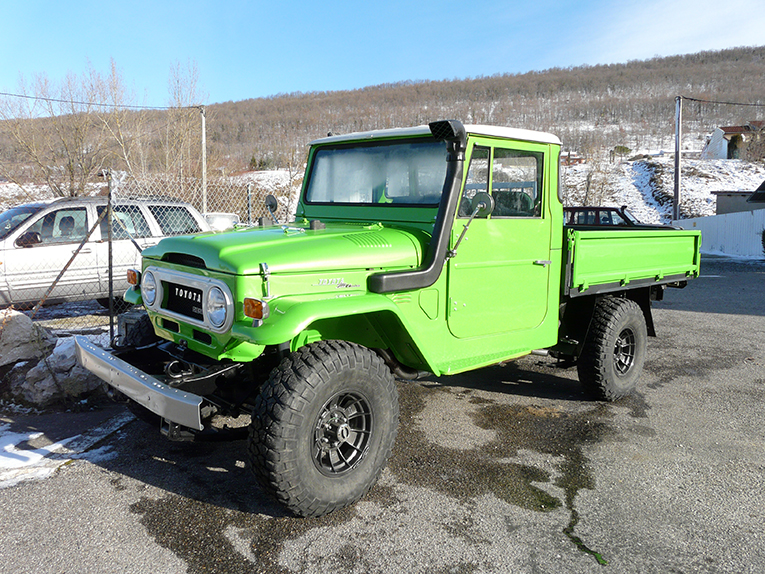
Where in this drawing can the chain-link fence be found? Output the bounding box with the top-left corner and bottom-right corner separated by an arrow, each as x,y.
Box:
0,170 -> 301,346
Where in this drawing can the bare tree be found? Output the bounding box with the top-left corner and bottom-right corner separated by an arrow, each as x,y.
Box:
743,125 -> 765,163
162,60 -> 207,179
582,159 -> 610,206
0,61 -> 138,197
96,59 -> 149,177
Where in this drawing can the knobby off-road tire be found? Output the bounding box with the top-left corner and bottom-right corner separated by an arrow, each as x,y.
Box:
249,340 -> 399,517
577,297 -> 647,401
119,311 -> 158,348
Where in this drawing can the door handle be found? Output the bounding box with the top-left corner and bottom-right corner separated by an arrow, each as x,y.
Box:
78,248 -> 92,254
534,260 -> 552,267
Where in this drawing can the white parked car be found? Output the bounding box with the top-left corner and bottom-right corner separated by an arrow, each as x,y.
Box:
0,196 -> 210,309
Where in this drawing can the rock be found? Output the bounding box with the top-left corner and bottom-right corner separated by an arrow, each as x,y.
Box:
8,336 -> 104,408
46,337 -> 78,373
0,361 -> 31,397
0,309 -> 56,368
12,364 -> 60,406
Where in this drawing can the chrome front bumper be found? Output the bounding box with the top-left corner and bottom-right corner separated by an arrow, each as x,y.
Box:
74,336 -> 204,431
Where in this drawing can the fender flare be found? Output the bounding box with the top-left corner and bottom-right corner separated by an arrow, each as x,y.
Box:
230,293 -> 438,373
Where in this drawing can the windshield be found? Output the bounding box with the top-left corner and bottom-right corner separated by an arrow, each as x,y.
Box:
305,139 -> 448,205
0,204 -> 45,241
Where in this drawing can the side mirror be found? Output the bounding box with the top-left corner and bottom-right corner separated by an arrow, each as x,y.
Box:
264,194 -> 279,225
470,192 -> 494,218
16,230 -> 42,248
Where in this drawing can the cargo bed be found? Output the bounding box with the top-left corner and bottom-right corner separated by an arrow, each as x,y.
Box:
563,226 -> 702,297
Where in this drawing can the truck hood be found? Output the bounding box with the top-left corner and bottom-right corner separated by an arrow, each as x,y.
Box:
142,222 -> 428,275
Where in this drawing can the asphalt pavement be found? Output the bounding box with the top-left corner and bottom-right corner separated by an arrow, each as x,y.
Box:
0,254 -> 763,574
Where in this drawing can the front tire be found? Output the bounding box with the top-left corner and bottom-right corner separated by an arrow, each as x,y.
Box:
97,297 -> 133,314
249,340 -> 399,517
577,297 -> 647,401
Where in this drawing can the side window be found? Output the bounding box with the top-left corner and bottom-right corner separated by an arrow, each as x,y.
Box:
458,146 -> 490,217
99,205 -> 152,239
611,211 -> 628,226
491,148 -> 543,218
26,207 -> 88,244
148,205 -> 202,236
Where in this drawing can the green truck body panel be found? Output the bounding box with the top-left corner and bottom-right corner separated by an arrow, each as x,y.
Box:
143,222 -> 426,276
128,123 -> 701,378
565,228 -> 701,295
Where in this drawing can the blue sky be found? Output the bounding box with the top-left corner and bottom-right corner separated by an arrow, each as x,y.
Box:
1,0 -> 763,108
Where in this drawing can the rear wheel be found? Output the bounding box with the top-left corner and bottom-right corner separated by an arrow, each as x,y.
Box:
249,340 -> 399,517
577,297 -> 647,401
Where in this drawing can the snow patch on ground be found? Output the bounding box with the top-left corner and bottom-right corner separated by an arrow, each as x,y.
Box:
0,411 -> 133,489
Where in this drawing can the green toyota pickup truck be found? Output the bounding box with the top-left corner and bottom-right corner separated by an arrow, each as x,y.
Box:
76,120 -> 701,517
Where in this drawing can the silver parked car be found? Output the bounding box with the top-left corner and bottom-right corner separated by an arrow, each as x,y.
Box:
0,196 -> 210,308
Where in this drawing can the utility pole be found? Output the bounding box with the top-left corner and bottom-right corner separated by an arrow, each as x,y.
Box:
673,96 -> 682,221
200,105 -> 207,214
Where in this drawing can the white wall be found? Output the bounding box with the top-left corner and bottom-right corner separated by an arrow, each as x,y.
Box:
675,210 -> 765,257
700,128 -> 728,160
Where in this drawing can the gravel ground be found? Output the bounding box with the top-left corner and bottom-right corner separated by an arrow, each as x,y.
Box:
0,255 -> 763,574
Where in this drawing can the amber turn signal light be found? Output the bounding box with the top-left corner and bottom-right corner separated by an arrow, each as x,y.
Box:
127,269 -> 140,286
244,298 -> 269,320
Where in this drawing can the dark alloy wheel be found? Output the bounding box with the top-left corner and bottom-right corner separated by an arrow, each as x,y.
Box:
249,340 -> 399,517
313,390 -> 373,476
577,297 -> 647,401
613,327 -> 637,376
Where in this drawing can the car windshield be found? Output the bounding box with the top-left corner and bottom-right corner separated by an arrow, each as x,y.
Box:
304,139 -> 448,205
0,204 -> 45,241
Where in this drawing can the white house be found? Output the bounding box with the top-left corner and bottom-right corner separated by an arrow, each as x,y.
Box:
701,121 -> 764,160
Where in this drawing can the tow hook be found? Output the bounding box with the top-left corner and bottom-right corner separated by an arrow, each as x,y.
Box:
166,360 -> 194,379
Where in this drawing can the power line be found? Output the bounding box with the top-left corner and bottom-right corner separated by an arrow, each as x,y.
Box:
681,95 -> 765,108
0,90 -> 203,111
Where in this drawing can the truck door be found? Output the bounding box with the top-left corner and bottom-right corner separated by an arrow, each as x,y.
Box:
447,142 -> 553,340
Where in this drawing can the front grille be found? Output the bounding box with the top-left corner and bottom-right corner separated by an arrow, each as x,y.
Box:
193,330 -> 212,345
163,252 -> 206,269
164,282 -> 204,321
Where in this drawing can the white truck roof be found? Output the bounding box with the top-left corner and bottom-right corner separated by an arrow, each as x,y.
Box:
311,123 -> 561,146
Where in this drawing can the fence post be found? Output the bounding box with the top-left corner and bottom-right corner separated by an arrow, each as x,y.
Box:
107,169 -> 115,344
673,96 -> 682,221
247,183 -> 253,225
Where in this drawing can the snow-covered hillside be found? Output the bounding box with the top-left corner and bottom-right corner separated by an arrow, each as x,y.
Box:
0,183 -> 56,212
562,156 -> 765,224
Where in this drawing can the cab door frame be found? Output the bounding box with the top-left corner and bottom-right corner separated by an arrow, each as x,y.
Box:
446,137 -> 558,350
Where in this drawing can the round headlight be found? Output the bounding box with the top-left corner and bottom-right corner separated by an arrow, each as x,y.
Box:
141,271 -> 157,306
206,286 -> 227,328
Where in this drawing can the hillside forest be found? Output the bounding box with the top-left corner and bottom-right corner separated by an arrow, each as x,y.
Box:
0,46 -> 763,214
